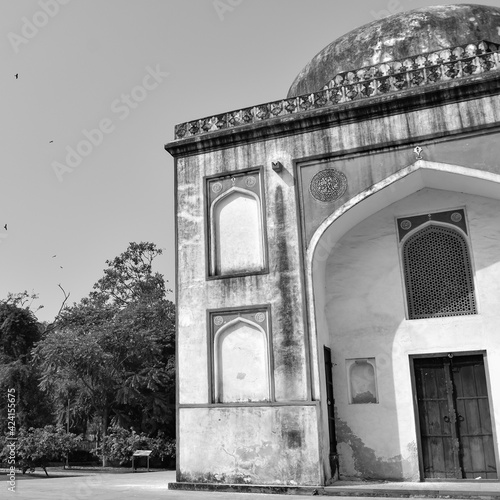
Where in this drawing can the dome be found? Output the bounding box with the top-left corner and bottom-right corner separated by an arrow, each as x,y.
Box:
287,4 -> 500,97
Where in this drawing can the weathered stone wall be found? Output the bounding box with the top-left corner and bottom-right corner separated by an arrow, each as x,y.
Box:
169,74 -> 500,485
176,143 -> 309,405
178,405 -> 320,485
175,138 -> 315,483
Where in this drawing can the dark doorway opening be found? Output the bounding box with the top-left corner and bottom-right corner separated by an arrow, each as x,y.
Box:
324,347 -> 339,478
412,353 -> 497,480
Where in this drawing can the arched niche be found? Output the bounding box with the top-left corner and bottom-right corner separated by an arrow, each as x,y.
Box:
210,187 -> 265,276
214,318 -> 270,403
347,358 -> 378,404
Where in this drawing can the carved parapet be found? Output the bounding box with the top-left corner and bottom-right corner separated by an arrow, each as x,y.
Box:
174,41 -> 500,140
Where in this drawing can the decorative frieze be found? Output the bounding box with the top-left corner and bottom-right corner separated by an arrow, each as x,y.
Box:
174,41 -> 500,140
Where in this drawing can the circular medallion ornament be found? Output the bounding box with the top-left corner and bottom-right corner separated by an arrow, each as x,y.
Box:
400,220 -> 412,231
254,312 -> 265,323
245,176 -> 257,188
309,169 -> 347,203
214,316 -> 224,326
212,182 -> 223,194
451,212 -> 463,223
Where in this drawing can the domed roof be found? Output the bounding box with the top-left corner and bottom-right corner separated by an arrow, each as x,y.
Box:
288,4 -> 500,97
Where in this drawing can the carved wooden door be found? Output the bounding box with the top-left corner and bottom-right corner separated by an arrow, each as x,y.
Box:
414,355 -> 497,479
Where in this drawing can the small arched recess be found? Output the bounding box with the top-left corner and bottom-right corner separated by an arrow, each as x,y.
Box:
209,186 -> 266,277
213,317 -> 271,403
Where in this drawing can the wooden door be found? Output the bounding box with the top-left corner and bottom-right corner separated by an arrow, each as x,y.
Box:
413,355 -> 497,480
324,347 -> 338,476
452,355 -> 497,479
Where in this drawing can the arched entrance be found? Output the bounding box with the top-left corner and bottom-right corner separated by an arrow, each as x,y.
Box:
305,161 -> 500,481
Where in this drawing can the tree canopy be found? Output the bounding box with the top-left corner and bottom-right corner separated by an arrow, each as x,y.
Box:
33,242 -> 175,446
0,299 -> 53,433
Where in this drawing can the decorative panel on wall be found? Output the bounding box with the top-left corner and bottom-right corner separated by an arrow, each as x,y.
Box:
206,170 -> 267,278
210,307 -> 273,403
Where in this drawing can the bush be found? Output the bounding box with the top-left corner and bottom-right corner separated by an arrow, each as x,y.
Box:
68,447 -> 99,465
0,426 -> 81,476
100,425 -> 175,466
149,432 -> 175,462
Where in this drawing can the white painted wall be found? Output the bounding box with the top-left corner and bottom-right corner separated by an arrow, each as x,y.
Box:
319,188 -> 500,479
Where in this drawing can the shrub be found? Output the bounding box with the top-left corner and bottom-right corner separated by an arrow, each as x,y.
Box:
100,425 -> 175,466
0,426 -> 81,476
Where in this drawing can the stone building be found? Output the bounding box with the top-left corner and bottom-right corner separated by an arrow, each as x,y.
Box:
166,4 -> 500,485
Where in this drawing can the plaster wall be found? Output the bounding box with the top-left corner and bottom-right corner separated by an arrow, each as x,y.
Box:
172,81 -> 500,485
178,405 -> 321,485
177,94 -> 500,407
176,143 -> 309,405
322,189 -> 500,480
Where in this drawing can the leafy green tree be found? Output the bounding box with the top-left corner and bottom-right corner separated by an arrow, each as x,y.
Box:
34,242 -> 175,465
0,299 -> 53,433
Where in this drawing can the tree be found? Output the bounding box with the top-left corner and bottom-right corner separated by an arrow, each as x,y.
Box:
34,242 -> 175,465
0,300 -> 53,433
90,241 -> 170,306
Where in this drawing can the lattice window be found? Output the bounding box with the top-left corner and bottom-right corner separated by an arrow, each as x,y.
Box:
403,225 -> 476,319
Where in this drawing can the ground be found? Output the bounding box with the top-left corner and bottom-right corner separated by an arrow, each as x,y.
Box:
1,468 -> 499,499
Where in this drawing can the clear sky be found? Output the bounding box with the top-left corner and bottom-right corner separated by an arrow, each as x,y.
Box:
0,0 -> 493,321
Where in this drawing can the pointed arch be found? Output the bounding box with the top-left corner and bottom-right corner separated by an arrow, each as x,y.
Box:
209,187 -> 266,276
401,222 -> 477,319
306,160 -> 500,399
213,317 -> 271,403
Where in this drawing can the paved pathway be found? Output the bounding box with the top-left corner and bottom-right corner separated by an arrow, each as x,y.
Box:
3,468 -> 499,499
2,470 -> 318,500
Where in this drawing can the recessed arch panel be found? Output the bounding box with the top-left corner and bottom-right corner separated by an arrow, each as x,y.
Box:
212,189 -> 264,275
207,170 -> 267,278
214,318 -> 270,403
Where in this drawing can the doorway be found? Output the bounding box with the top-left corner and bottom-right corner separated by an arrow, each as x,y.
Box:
324,347 -> 338,478
412,354 -> 497,479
